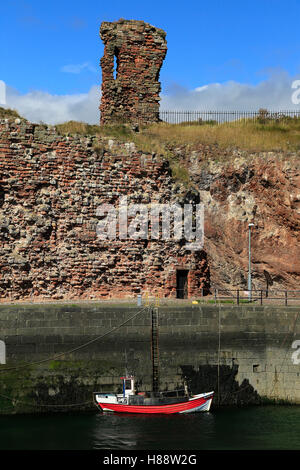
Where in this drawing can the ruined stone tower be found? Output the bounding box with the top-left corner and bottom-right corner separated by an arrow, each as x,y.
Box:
99,19 -> 167,125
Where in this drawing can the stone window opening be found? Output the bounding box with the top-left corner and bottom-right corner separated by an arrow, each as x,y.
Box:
113,47 -> 120,80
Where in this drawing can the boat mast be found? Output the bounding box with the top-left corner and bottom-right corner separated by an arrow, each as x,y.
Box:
151,306 -> 159,393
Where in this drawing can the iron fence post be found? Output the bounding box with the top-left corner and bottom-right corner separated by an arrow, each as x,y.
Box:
285,290 -> 288,307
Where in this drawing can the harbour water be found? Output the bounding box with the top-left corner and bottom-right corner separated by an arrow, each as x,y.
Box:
1,405 -> 300,451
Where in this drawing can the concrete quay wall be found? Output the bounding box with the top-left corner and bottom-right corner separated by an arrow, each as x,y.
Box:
0,303 -> 299,414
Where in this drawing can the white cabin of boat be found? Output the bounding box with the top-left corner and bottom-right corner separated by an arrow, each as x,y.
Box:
94,376 -> 136,406
120,375 -> 135,397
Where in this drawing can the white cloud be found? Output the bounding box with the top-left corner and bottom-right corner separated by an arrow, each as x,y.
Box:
1,69 -> 300,125
161,70 -> 300,111
194,85 -> 209,92
61,62 -> 97,74
4,84 -> 100,124
0,80 -> 6,105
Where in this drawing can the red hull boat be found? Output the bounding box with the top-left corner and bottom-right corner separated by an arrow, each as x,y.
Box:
93,307 -> 214,414
94,376 -> 214,414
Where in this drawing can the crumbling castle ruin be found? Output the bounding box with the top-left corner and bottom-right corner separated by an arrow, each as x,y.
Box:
100,19 -> 167,125
0,19 -> 210,302
0,121 -> 209,301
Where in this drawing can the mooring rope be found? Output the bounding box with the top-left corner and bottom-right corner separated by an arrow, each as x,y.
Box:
0,304 -> 152,410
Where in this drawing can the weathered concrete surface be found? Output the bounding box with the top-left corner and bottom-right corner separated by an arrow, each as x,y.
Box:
0,303 -> 300,414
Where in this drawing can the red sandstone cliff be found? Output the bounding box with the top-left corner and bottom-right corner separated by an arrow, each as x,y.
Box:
185,147 -> 300,292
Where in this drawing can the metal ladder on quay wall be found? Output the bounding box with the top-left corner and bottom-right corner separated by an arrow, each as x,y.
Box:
151,306 -> 159,394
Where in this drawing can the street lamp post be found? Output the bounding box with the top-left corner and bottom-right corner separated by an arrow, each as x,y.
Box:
248,223 -> 255,301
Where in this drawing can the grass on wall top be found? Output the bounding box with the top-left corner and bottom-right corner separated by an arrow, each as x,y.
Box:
54,116 -> 300,154
2,107 -> 300,153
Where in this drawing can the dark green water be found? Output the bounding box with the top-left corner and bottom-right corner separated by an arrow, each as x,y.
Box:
0,406 -> 300,451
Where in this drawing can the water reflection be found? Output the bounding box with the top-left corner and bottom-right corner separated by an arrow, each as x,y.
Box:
92,411 -> 216,450
2,406 -> 300,450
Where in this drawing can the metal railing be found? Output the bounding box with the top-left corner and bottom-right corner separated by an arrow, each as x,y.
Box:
159,110 -> 300,125
201,288 -> 300,306
141,288 -> 300,305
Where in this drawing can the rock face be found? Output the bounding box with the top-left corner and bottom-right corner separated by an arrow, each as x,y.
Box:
0,120 -> 209,301
100,19 -> 167,125
184,146 -> 300,292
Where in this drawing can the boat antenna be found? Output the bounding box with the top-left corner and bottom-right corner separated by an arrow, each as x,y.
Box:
124,348 -> 128,376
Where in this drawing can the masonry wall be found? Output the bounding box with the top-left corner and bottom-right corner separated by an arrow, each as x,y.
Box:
0,119 -> 209,301
100,19 -> 167,125
0,303 -> 300,414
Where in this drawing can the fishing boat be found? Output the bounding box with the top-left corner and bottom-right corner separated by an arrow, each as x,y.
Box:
93,307 -> 214,414
94,376 -> 214,414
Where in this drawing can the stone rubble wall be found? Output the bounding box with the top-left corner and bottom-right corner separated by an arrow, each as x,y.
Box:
0,119 -> 209,301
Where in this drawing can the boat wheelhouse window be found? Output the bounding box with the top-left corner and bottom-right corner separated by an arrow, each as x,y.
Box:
125,380 -> 132,390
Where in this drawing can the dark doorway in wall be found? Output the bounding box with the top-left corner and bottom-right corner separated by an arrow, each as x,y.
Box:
176,270 -> 188,299
0,185 -> 4,207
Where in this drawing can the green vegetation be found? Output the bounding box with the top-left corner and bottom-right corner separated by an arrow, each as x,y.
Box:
0,106 -> 23,120
2,106 -> 300,154
53,113 -> 300,186
139,117 -> 300,153
2,106 -> 300,187
168,162 -> 190,186
0,365 -> 35,414
55,120 -> 133,139
54,113 -> 300,155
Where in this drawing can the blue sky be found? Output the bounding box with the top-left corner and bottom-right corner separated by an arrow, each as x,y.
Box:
1,0 -> 300,123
